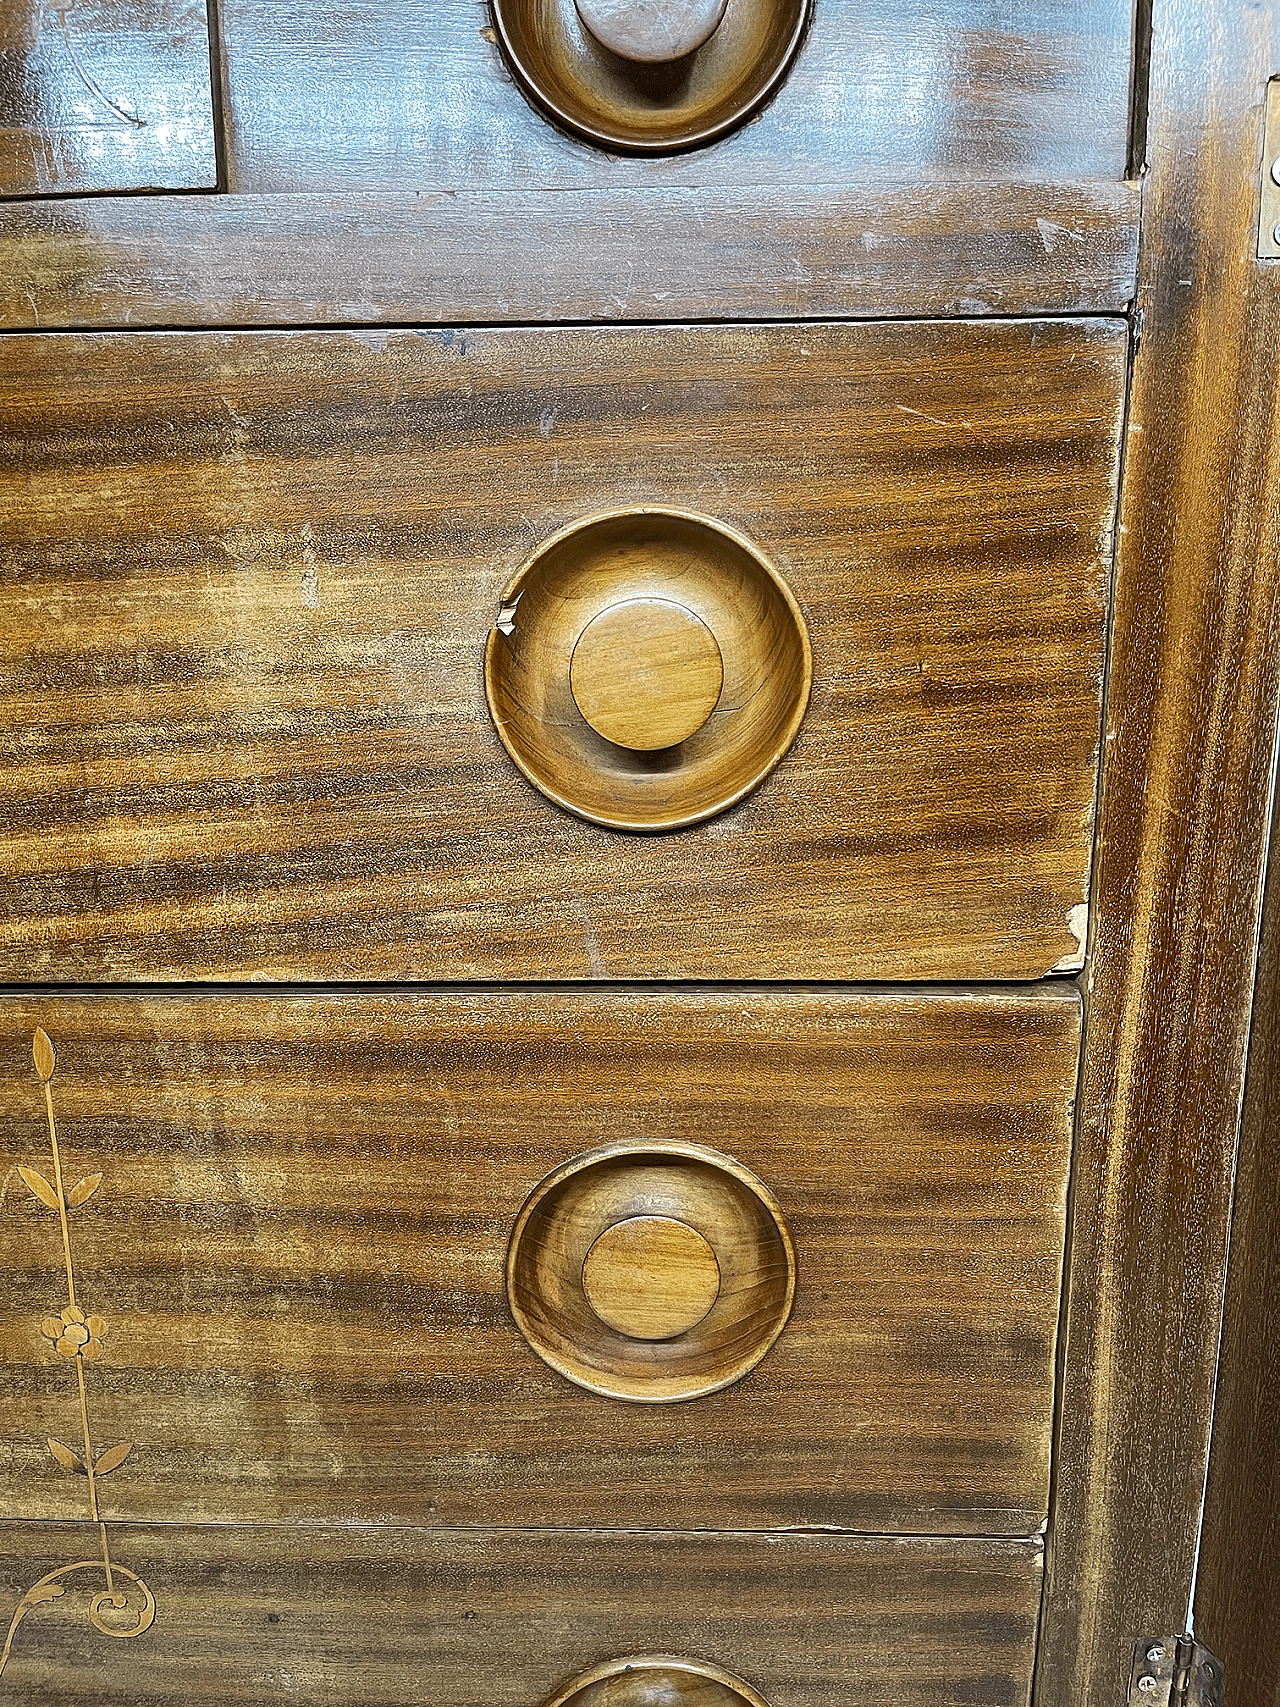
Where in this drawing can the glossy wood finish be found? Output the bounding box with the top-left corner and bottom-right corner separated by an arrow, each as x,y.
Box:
0,1524 -> 1044,1706
507,1142 -> 795,1401
0,320 -> 1123,982
1194,776 -> 1280,1706
1035,2 -> 1280,1701
0,989 -> 1079,1533
0,0 -> 215,196
485,508 -> 811,832
491,0 -> 809,153
547,1656 -> 768,1707
216,0 -> 1132,191
0,179 -> 1143,331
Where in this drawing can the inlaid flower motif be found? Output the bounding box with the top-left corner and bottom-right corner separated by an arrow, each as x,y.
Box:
41,1306 -> 107,1362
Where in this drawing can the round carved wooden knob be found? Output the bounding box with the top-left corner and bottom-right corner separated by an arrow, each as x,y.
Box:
490,0 -> 812,155
507,1141 -> 795,1403
573,0 -> 729,63
582,1214 -> 722,1338
547,1655 -> 770,1706
484,508 -> 811,833
569,597 -> 724,751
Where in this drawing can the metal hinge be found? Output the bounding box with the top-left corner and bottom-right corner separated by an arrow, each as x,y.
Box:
1129,1636 -> 1226,1707
1259,78 -> 1280,258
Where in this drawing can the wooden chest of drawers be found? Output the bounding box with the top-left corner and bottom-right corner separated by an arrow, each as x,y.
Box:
2,1 -> 1278,1704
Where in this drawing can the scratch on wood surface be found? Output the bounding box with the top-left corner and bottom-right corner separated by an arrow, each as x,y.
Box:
569,900 -> 606,978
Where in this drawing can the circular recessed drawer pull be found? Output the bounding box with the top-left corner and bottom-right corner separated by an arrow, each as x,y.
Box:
490,0 -> 812,154
484,508 -> 811,833
506,1140 -> 795,1404
574,0 -> 728,63
547,1655 -> 770,1706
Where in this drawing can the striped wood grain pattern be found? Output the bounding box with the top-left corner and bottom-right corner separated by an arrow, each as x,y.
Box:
1035,0 -> 1280,1699
0,988 -> 1079,1534
0,181 -> 1141,331
215,0 -> 1132,192
0,319 -> 1125,982
0,1524 -> 1045,1707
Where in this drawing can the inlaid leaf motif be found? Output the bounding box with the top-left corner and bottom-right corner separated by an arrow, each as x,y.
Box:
32,1029 -> 56,1083
40,1316 -> 62,1340
47,1439 -> 85,1474
18,1167 -> 58,1210
94,1443 -> 133,1476
24,1582 -> 65,1605
67,1174 -> 102,1207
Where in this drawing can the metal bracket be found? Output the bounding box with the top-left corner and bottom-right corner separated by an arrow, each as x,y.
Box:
1258,78 -> 1280,258
1129,1636 -> 1226,1707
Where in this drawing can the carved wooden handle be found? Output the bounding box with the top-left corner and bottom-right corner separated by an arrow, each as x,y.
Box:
506,1141 -> 796,1404
569,596 -> 725,751
547,1655 -> 770,1706
574,0 -> 729,62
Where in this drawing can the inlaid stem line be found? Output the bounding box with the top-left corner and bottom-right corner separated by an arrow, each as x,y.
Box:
75,1357 -> 102,1529
43,1078 -> 75,1310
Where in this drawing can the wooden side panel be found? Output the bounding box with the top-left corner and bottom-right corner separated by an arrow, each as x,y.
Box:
0,989 -> 1079,1534
1194,775 -> 1280,1706
0,0 -> 216,195
1035,1 -> 1280,1701
0,1525 -> 1045,1706
0,319 -> 1125,983
217,0 -> 1133,192
0,179 -> 1143,331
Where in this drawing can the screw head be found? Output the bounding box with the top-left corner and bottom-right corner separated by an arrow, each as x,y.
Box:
1272,221 -> 1280,246
1137,1677 -> 1160,1694
1271,155 -> 1280,185
1147,1647 -> 1167,1663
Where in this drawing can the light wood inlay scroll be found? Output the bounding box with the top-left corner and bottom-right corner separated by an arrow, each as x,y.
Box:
0,1031 -> 155,1685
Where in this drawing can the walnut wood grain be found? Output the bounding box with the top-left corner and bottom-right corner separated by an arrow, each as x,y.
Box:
0,0 -> 216,196
0,988 -> 1079,1533
0,1524 -> 1044,1706
215,0 -> 1131,192
0,319 -> 1123,982
1193,761 -> 1280,1702
0,180 -> 1141,330
1034,1 -> 1280,1701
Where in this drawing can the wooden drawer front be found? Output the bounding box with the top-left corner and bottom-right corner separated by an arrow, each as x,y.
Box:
0,0 -> 217,196
0,1525 -> 1043,1706
1,989 -> 1078,1535
219,0 -> 1133,191
0,319 -> 1124,982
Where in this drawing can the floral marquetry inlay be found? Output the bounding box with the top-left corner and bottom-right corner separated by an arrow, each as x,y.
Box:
0,1029 -> 156,1683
